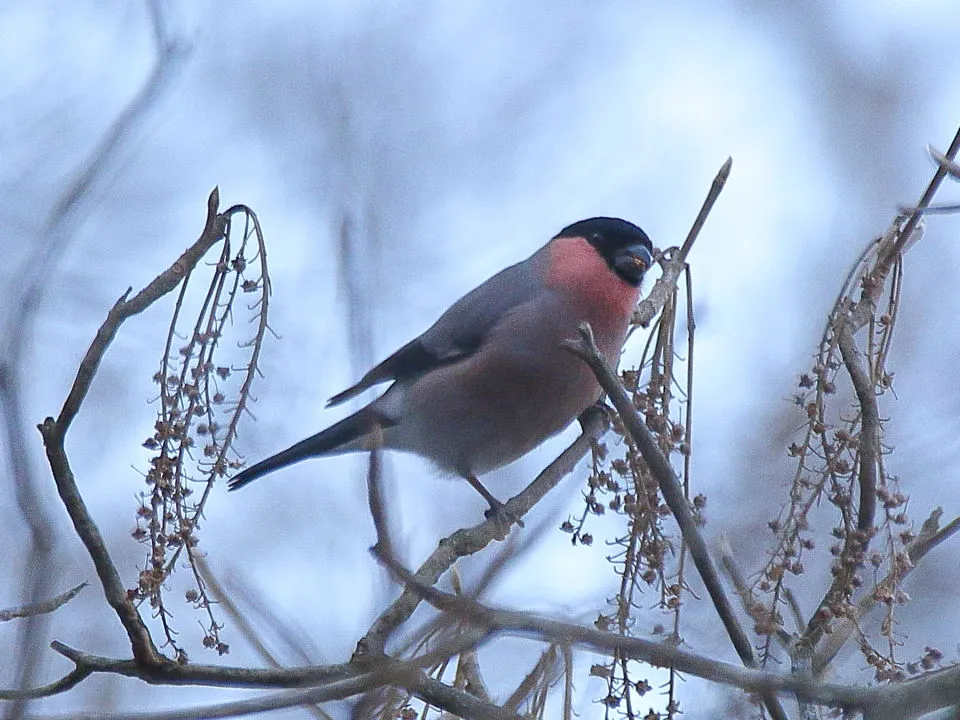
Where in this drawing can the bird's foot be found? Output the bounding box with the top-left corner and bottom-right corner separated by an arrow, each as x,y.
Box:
577,402 -> 612,431
464,474 -> 524,528
483,498 -> 525,529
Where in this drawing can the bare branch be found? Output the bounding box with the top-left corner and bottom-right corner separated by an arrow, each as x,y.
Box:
412,673 -> 523,720
0,584 -> 87,622
45,640 -> 359,688
863,664 -> 960,720
4,638 -> 519,720
837,324 -> 879,536
679,156 -> 732,261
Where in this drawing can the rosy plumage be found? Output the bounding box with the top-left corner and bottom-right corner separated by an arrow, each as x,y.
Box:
229,217 -> 653,515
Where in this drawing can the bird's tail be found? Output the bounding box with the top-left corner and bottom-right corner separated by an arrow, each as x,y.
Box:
227,407 -> 389,491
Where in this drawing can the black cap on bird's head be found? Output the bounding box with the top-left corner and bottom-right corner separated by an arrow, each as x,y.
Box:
555,217 -> 654,287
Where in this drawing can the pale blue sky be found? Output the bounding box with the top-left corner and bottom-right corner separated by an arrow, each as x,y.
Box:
3,1 -> 960,717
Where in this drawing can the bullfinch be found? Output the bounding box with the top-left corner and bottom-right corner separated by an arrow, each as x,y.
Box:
228,217 -> 654,517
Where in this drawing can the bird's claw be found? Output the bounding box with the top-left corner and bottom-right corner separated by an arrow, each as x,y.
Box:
577,402 -> 612,430
484,499 -> 525,528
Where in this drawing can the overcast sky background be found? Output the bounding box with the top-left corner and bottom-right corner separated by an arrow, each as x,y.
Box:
3,1 -> 960,717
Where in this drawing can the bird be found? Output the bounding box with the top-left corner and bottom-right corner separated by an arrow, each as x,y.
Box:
228,217 -> 654,519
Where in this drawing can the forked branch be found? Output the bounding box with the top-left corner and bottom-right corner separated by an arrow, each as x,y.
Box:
37,190 -> 226,667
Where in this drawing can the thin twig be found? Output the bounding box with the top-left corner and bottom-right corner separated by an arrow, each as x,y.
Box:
633,158 -> 731,328
878,129 -> 960,269
194,559 -> 273,667
561,644 -> 573,720
57,190 -> 225,434
0,667 -> 93,702
502,645 -> 558,712
679,157 -> 732,261
782,587 -> 807,636
454,648 -> 492,704
927,145 -> 960,180
0,584 -> 87,622
209,564 -> 321,668
195,559 -> 337,720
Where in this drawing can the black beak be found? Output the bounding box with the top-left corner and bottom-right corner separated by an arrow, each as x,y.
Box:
614,244 -> 653,286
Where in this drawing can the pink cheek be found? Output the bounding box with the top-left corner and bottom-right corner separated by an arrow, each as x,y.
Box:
546,238 -> 641,322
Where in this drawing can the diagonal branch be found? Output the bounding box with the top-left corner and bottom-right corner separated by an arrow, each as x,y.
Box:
565,323 -> 788,720
861,126 -> 960,322
633,157 -> 730,328
877,126 -> 960,271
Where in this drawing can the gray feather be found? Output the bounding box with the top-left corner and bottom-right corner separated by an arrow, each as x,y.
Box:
327,249 -> 545,406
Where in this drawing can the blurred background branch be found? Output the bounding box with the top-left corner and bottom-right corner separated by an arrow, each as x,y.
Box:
0,2 -> 189,716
